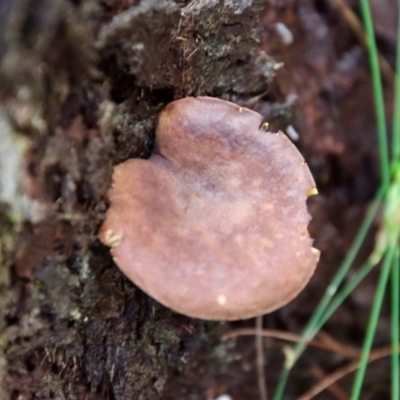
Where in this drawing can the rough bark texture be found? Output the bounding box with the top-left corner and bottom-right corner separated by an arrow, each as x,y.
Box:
0,0 -> 394,399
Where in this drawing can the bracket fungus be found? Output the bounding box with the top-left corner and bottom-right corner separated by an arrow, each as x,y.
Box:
98,97 -> 319,320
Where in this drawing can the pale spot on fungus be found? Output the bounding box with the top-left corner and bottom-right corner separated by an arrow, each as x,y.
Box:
217,294 -> 227,305
262,203 -> 273,211
98,96 -> 320,320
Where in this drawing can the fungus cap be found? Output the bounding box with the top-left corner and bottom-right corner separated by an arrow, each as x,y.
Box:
98,97 -> 319,320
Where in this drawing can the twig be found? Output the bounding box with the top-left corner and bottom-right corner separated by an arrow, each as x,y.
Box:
296,346 -> 394,400
222,328 -> 361,358
310,364 -> 348,400
256,316 -> 268,400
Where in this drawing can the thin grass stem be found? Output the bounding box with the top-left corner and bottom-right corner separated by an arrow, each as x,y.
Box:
316,260 -> 376,332
350,246 -> 395,399
391,248 -> 400,399
273,368 -> 289,400
359,0 -> 390,186
392,0 -> 400,163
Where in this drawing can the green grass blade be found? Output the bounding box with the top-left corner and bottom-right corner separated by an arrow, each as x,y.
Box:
316,260 -> 376,331
392,0 -> 400,163
350,246 -> 395,399
359,0 -> 390,186
273,186 -> 385,400
273,368 -> 289,400
391,248 -> 400,399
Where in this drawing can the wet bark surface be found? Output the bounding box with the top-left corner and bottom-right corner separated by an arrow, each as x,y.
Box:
0,0 -> 395,399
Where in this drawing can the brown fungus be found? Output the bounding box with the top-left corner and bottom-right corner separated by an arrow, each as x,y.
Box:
98,97 -> 320,320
